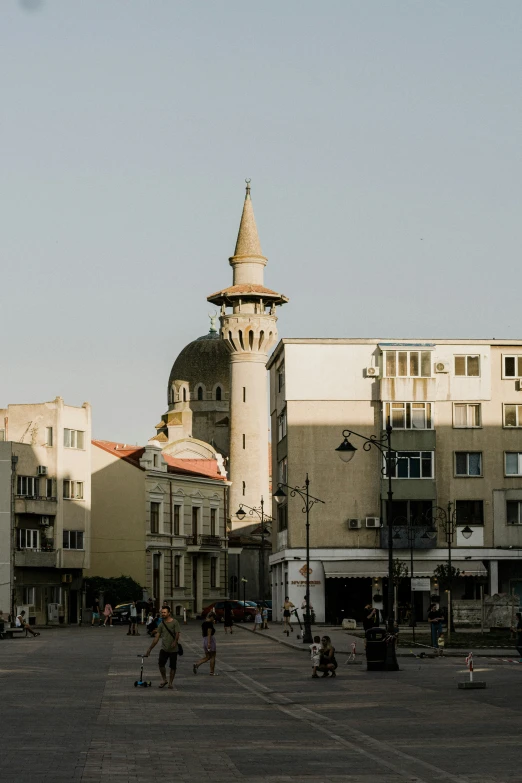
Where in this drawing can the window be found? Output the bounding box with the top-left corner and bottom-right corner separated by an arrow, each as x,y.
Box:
63,480 -> 84,500
216,386 -> 222,401
278,363 -> 285,391
63,530 -> 84,550
63,429 -> 85,449
197,386 -> 203,401
278,408 -> 287,441
388,452 -> 434,479
384,350 -> 431,378
277,502 -> 288,531
17,476 -> 39,497
173,504 -> 181,535
505,453 -> 522,476
456,500 -> 484,525
0,429 -> 5,441
455,355 -> 480,377
210,507 -> 217,536
23,587 -> 35,605
44,478 -> 54,498
388,500 -> 433,525
210,558 -> 217,588
242,481 -> 245,496
192,506 -> 199,535
507,501 -> 522,525
150,502 -> 160,534
242,434 -> 245,449
385,402 -> 432,430
50,586 -> 62,603
17,529 -> 39,549
454,403 -> 481,428
174,556 -> 181,587
455,452 -> 482,477
242,387 -> 246,402
504,404 -> 522,428
45,427 -> 53,447
503,356 -> 522,378
278,457 -> 288,485
183,387 -> 187,402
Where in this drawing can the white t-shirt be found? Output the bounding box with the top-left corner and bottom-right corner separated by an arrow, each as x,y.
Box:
309,642 -> 321,660
15,615 -> 23,627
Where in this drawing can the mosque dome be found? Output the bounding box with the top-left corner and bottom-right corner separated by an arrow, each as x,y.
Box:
167,325 -> 230,400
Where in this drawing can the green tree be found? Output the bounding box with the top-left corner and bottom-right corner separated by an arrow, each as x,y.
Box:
433,564 -> 460,591
85,575 -> 144,607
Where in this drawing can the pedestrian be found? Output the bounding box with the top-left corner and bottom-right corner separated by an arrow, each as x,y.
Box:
428,603 -> 444,649
146,613 -> 156,635
511,611 -> 522,662
145,605 -> 180,689
253,605 -> 262,632
193,611 -> 218,676
146,597 -> 154,616
92,599 -> 102,627
16,610 -> 40,637
128,600 -> 139,636
282,597 -> 294,633
310,634 -> 321,678
363,604 -> 378,631
262,604 -> 269,630
317,635 -> 338,677
103,602 -> 113,627
223,601 -> 233,635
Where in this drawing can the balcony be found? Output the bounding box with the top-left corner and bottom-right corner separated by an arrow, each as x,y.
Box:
186,534 -> 222,552
15,548 -> 57,568
380,525 -> 437,550
15,496 -> 58,516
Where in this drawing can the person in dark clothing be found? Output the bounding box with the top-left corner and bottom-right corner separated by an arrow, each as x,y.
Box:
362,604 -> 379,631
428,604 -> 444,648
512,612 -> 522,662
193,612 -> 218,675
223,602 -> 233,634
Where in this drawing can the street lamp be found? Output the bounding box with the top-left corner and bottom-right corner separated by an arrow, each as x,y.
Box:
234,498 -> 273,600
393,518 -> 433,643
241,577 -> 247,609
428,503 -> 473,643
273,474 -> 325,644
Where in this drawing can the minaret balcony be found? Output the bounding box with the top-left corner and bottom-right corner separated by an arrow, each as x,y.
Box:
220,313 -> 278,356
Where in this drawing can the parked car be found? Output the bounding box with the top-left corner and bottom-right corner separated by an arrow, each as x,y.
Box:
112,602 -> 132,624
200,600 -> 256,623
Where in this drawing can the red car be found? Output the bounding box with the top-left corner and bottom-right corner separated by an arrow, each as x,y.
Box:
200,600 -> 256,623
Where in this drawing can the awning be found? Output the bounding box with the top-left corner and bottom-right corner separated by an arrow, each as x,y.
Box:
323,559 -> 487,579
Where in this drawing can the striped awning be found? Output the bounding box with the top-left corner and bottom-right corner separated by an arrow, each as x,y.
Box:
323,559 -> 487,579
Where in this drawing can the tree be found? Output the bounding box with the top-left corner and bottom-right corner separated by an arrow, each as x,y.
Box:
84,575 -> 144,607
433,564 -> 460,591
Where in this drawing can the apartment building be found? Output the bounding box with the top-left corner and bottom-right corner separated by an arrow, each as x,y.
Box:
267,339 -> 522,624
0,398 -> 91,624
90,441 -> 229,617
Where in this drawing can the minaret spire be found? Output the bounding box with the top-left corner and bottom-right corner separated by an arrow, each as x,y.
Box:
231,179 -> 267,263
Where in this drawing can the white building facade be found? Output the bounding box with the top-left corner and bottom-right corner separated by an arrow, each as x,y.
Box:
268,339 -> 522,624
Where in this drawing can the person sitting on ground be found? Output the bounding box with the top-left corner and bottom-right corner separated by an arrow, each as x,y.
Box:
16,610 -> 40,637
253,605 -> 262,632
317,635 -> 338,677
310,635 -> 322,678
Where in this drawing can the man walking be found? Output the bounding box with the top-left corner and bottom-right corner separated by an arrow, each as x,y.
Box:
145,605 -> 180,689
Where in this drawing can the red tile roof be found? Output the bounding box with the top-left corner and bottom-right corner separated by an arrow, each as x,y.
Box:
92,440 -> 226,481
92,440 -> 145,469
207,283 -> 288,302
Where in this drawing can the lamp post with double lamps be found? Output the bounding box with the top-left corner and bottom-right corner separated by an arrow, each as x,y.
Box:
273,475 -> 325,644
336,418 -> 400,642
392,519 -> 434,643
235,498 -> 273,601
428,502 -> 473,643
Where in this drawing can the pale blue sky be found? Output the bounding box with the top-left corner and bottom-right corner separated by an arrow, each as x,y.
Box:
1,1 -> 521,443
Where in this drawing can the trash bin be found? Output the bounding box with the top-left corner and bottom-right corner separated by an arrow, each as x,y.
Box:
365,627 -> 388,670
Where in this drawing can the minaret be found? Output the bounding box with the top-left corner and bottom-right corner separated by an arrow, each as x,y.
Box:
208,181 -> 288,528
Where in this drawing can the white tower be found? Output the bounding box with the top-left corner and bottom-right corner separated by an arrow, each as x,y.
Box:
208,182 -> 288,528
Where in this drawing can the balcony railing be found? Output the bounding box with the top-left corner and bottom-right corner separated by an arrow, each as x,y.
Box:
188,534 -> 222,548
15,495 -> 58,502
14,548 -> 57,567
380,525 -> 437,549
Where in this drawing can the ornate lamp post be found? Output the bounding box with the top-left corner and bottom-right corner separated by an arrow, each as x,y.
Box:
428,502 -> 473,642
336,418 -> 400,640
273,474 -> 325,644
393,519 -> 433,643
235,497 -> 273,600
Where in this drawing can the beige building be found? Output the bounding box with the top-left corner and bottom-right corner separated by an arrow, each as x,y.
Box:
268,339 -> 522,623
90,440 -> 229,616
0,398 -> 91,624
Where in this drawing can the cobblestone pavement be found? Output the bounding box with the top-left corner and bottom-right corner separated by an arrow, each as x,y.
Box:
1,621 -> 521,782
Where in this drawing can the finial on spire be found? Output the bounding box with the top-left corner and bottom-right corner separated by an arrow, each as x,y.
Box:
245,178 -> 251,198
208,311 -> 218,333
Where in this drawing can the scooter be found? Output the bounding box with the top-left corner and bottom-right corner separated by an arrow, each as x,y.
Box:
134,654 -> 152,687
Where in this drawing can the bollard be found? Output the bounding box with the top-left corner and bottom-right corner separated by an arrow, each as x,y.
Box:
183,608 -> 187,625
458,652 -> 486,689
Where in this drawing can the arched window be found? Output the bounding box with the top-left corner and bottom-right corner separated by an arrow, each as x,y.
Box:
197,386 -> 203,401
182,387 -> 187,402
216,386 -> 222,401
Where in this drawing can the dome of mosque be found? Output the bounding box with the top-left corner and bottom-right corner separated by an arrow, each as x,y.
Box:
167,326 -> 230,399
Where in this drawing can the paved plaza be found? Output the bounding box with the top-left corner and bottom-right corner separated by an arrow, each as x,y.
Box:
1,622 -> 522,783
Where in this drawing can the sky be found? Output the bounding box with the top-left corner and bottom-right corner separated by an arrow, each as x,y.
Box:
1,0 -> 521,444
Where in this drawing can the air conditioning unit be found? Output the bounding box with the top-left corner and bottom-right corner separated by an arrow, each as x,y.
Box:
61,573 -> 72,584
37,466 -> 48,476
435,361 -> 450,373
365,517 -> 381,528
516,380 -> 522,392
348,518 -> 361,530
40,516 -> 51,527
366,366 -> 380,378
